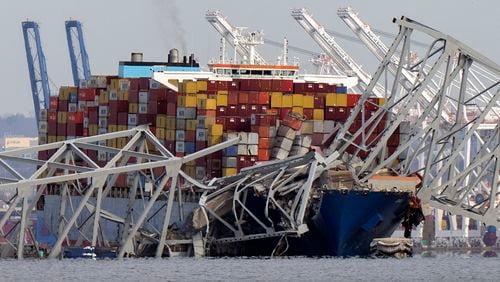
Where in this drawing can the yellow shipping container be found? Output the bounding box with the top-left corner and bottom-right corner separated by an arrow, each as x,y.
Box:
129,103 -> 138,113
166,117 -> 176,130
197,80 -> 208,91
108,125 -> 117,133
165,130 -> 176,141
336,94 -> 348,107
208,135 -> 223,146
270,92 -> 283,108
292,94 -> 304,107
313,109 -> 324,120
107,139 -> 117,148
185,160 -> 196,167
303,95 -> 314,109
56,136 -> 66,142
206,98 -> 217,110
57,112 -> 67,123
110,79 -> 119,90
48,136 -> 57,143
117,138 -> 127,149
325,93 -> 336,106
184,165 -> 196,178
99,91 -> 109,104
185,81 -> 198,94
156,128 -> 166,139
292,107 -> 303,115
196,93 -> 208,100
118,91 -> 128,101
282,95 -> 293,107
185,95 -> 197,108
168,79 -> 178,87
223,168 -> 238,176
186,120 -> 197,131
156,115 -> 167,128
117,125 -> 127,131
202,117 -> 216,128
89,125 -> 98,136
216,94 -> 228,106
209,124 -> 223,136
378,98 -> 385,106
177,96 -> 186,107
217,90 -> 228,95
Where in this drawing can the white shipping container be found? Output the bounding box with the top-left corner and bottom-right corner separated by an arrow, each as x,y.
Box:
138,91 -> 149,103
237,144 -> 248,155
38,121 -> 48,133
248,145 -> 258,156
276,137 -> 293,151
196,129 -> 207,141
271,147 -> 290,160
324,120 -> 336,133
109,90 -> 118,100
195,166 -> 206,179
176,119 -> 185,130
277,125 -> 296,140
98,151 -> 107,161
138,103 -> 148,114
78,101 -> 86,112
313,120 -> 324,133
83,117 -> 89,128
128,114 -> 137,125
98,127 -> 107,135
68,103 -> 77,113
149,79 -> 160,89
237,132 -> 248,144
99,106 -> 109,117
222,157 -> 237,168
175,141 -> 185,153
248,132 -> 259,145
98,118 -> 108,128
39,109 -> 48,121
176,130 -> 186,141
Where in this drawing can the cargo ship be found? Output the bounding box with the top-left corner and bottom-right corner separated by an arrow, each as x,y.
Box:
35,47 -> 419,257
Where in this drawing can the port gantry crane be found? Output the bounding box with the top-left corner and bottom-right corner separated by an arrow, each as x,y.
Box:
65,20 -> 91,87
206,10 -> 267,65
327,15 -> 500,227
291,8 -> 385,97
22,21 -> 51,126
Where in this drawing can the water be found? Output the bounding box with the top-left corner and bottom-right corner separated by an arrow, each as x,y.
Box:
1,253 -> 499,281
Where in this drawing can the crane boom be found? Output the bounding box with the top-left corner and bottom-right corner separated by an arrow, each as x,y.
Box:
22,21 -> 51,125
65,20 -> 91,87
206,10 -> 266,65
291,8 -> 384,97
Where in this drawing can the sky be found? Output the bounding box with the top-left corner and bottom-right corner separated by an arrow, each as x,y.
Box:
1,0 -> 499,116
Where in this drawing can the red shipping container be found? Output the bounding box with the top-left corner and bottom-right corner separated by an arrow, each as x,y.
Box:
157,101 -> 167,114
281,80 -> 293,92
237,117 -> 251,131
314,96 -> 325,108
294,82 -> 305,93
167,103 -> 177,116
237,156 -> 246,170
271,80 -> 281,92
303,108 -> 313,120
258,92 -> 269,105
282,115 -> 303,130
195,141 -> 206,151
279,108 -> 293,120
185,130 -> 196,142
228,91 -> 239,105
57,123 -> 67,136
239,105 -> 250,117
78,88 -> 97,101
260,80 -> 272,91
117,112 -> 128,125
147,103 -> 157,115
365,97 -> 379,111
248,91 -> 259,104
228,80 -> 239,91
207,80 -> 218,91
239,91 -> 249,104
215,117 -> 226,127
347,94 -> 361,107
151,88 -> 168,101
216,106 -> 227,117
139,78 -> 150,90
195,156 -> 207,166
129,90 -> 139,103
58,100 -> 68,111
137,114 -> 149,125
164,141 -> 176,153
311,133 -> 324,146
226,117 -> 238,131
227,105 -> 238,116
83,128 -> 89,137
258,149 -> 270,161
259,105 -> 269,114
305,83 -> 315,92
108,112 -> 118,124
315,83 -> 328,93
48,121 -> 57,135
334,107 -> 349,121
217,81 -> 228,91
258,138 -> 271,149
49,97 -> 59,110
109,101 -> 129,113
48,111 -> 57,122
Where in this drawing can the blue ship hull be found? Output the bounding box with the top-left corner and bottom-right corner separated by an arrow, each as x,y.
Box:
210,189 -> 410,257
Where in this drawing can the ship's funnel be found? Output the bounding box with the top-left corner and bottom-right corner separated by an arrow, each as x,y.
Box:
131,52 -> 143,62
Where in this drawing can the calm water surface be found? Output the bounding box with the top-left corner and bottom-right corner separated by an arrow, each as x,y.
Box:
1,252 -> 499,281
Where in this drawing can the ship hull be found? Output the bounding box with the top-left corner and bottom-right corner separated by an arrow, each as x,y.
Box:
209,189 -> 410,257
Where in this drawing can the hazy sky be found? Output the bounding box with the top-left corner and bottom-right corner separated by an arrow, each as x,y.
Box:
1,0 -> 498,116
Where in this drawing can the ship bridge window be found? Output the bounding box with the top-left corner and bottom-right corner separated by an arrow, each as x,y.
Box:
240,69 -> 250,75
232,69 -> 239,75
263,70 -> 272,76
251,70 -> 263,75
215,69 -> 224,74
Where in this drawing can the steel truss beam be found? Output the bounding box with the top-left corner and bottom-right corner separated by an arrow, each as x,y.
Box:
0,125 -> 238,259
328,16 -> 500,227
